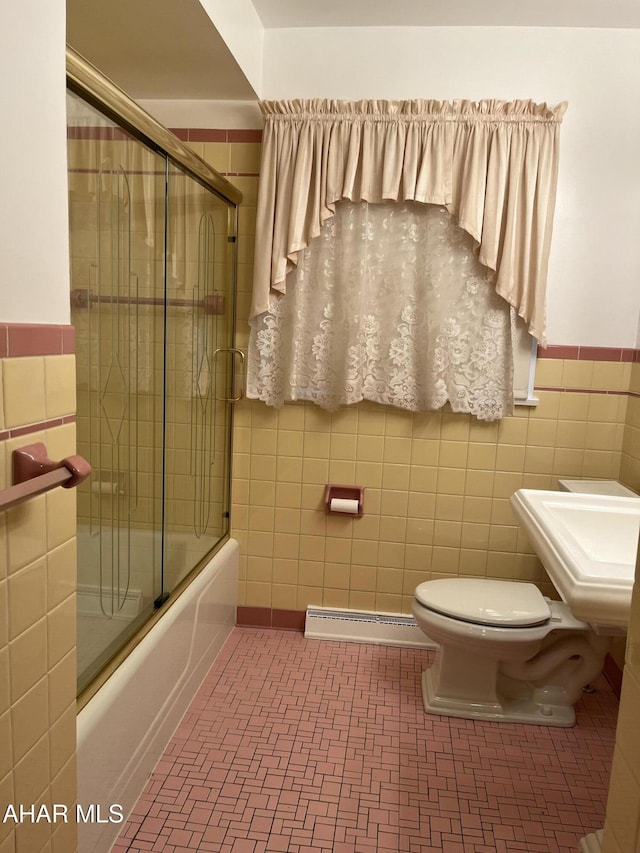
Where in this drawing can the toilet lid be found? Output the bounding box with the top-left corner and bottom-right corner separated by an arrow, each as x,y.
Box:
414,579 -> 551,627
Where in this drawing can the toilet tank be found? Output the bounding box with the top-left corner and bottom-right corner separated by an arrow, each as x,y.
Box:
557,479 -> 638,497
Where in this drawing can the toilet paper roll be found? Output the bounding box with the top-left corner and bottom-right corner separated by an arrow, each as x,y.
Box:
91,481 -> 120,495
330,497 -> 359,514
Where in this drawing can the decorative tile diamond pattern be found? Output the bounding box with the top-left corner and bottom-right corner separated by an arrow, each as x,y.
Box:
114,628 -> 617,853
101,353 -> 129,444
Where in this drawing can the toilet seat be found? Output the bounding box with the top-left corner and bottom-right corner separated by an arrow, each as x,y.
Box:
414,578 -> 551,628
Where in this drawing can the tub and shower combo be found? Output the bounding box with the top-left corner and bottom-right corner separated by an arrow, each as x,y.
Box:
66,49 -> 241,852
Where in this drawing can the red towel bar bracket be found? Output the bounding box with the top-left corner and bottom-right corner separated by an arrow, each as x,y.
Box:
0,442 -> 91,512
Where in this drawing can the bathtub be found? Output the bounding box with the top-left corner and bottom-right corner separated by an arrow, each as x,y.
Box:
76,537 -> 238,853
75,523 -> 221,606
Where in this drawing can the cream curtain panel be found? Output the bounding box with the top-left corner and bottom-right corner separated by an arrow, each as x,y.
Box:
251,98 -> 566,345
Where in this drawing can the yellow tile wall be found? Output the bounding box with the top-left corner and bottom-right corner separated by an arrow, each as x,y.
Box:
620,361 -> 640,494
231,382 -> 629,614
602,360 -> 640,852
0,353 -> 78,853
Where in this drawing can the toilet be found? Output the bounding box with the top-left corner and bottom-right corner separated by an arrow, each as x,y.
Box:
412,479 -> 633,727
412,578 -> 609,726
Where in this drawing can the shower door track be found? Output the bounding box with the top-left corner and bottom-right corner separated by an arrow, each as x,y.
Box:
66,47 -> 242,207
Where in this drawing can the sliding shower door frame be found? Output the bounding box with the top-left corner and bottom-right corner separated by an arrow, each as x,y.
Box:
67,46 -> 242,706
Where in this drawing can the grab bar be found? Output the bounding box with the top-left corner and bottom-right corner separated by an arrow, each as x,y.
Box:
0,442 -> 91,512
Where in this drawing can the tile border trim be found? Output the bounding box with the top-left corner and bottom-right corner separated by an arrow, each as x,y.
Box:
0,415 -> 77,444
538,345 -> 639,363
6,325 -> 634,364
170,128 -> 263,144
535,386 -> 629,396
1,324 -> 75,357
69,126 -> 264,144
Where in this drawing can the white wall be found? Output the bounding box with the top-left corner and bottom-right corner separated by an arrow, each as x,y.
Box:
256,26 -> 640,348
197,0 -> 264,96
138,99 -> 263,130
0,1 -> 70,324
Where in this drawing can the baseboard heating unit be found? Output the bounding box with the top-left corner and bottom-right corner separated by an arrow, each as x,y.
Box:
304,607 -> 436,649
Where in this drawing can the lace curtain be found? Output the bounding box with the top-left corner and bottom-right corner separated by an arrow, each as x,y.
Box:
252,99 -> 566,345
247,201 -> 515,421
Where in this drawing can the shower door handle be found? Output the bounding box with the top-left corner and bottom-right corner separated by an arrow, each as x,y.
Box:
213,347 -> 245,402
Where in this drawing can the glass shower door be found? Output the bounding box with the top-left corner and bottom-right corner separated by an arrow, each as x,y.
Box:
162,165 -> 237,594
68,78 -> 239,695
68,90 -> 166,692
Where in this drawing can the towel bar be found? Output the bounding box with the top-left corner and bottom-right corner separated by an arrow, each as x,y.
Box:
0,442 -> 91,512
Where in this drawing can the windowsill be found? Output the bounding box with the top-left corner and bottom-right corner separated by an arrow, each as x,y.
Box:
514,395 -> 540,408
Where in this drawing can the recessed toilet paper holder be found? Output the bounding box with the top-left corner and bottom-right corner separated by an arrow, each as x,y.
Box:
325,484 -> 364,517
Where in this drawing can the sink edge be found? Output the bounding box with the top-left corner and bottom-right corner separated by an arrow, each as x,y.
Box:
510,489 -> 634,630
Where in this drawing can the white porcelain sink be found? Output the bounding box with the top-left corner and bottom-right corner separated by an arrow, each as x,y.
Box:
510,489 -> 640,630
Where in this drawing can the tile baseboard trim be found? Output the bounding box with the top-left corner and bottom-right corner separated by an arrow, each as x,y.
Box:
236,606 -> 305,632
603,652 -> 623,699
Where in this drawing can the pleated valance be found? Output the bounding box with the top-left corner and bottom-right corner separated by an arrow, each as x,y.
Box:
251,98 -> 567,345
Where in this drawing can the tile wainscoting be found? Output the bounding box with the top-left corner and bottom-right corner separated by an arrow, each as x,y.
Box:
0,321 -> 78,853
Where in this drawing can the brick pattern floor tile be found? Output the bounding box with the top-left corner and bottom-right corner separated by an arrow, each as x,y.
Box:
113,628 -> 618,852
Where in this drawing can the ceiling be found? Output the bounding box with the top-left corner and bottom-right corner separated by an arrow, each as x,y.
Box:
66,0 -> 257,100
67,0 -> 640,101
252,0 -> 640,29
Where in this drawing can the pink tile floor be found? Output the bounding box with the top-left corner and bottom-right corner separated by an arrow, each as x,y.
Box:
113,628 -> 618,853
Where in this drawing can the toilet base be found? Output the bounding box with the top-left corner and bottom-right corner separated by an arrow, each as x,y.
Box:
421,670 -> 576,727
